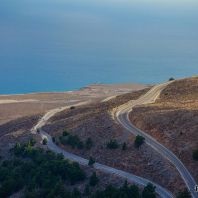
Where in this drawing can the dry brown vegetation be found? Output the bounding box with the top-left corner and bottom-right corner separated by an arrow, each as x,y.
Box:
0,84 -> 147,125
43,88 -> 185,194
0,83 -> 149,195
0,103 -> 65,125
0,115 -> 40,158
130,77 -> 198,182
0,83 -> 147,164
1,79 -> 195,195
0,121 -> 131,197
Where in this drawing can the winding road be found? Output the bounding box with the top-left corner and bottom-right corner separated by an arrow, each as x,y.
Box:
32,98 -> 174,198
39,130 -> 173,198
115,82 -> 197,198
31,101 -> 89,134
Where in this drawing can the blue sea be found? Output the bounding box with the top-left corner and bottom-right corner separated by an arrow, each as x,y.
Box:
0,0 -> 198,94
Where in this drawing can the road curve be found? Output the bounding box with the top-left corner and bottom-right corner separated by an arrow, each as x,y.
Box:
31,101 -> 89,134
40,130 -> 173,198
115,82 -> 197,198
31,101 -> 174,198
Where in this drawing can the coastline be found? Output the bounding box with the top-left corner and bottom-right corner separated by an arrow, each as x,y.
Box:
0,82 -> 149,96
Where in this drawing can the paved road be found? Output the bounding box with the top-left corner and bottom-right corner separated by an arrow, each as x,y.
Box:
40,130 -> 173,198
31,101 -> 89,134
31,100 -> 173,198
115,82 -> 198,198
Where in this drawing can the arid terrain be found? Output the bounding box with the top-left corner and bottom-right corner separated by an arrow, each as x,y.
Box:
43,87 -> 186,195
130,77 -> 198,182
0,83 -> 146,125
0,83 -> 150,196
0,83 -> 146,155
0,78 -> 197,197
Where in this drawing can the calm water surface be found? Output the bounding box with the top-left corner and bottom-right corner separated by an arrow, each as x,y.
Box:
0,0 -> 198,94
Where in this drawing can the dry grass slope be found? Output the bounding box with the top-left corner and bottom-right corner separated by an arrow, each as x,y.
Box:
43,88 -> 185,194
130,77 -> 198,182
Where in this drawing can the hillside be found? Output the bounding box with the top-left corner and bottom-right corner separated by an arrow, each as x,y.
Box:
0,84 -> 157,198
0,79 -> 196,196
43,88 -> 185,194
0,84 -> 146,125
130,77 -> 198,182
0,84 -> 147,159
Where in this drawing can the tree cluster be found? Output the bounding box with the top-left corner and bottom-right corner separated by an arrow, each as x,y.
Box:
1,139 -> 183,198
93,181 -> 156,198
0,141 -> 85,197
59,133 -> 93,150
106,139 -> 119,149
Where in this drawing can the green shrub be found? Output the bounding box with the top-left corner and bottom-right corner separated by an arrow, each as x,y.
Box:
1,142 -> 86,197
60,134 -> 84,149
10,143 -> 25,156
52,137 -> 56,143
62,130 -> 69,136
142,183 -> 156,198
106,139 -> 119,149
122,142 -> 127,150
85,137 -> 93,150
89,172 -> 99,186
169,77 -> 175,81
83,184 -> 90,196
77,141 -> 84,149
72,188 -> 81,197
29,138 -> 36,146
42,138 -> 47,145
67,135 -> 82,149
56,153 -> 64,160
93,181 -> 140,198
134,135 -> 145,148
192,149 -> 198,161
59,136 -> 65,144
176,188 -> 191,198
88,157 -> 95,166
